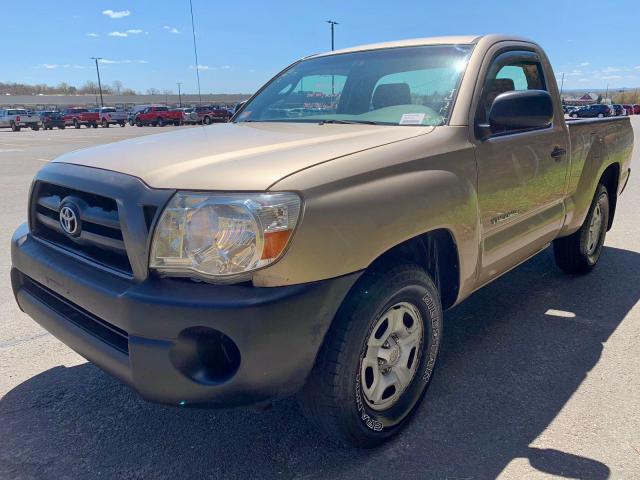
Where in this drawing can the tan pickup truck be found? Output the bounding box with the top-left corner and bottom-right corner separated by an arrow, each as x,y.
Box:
11,34 -> 633,447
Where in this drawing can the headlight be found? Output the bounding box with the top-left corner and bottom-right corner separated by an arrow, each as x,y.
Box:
150,192 -> 301,282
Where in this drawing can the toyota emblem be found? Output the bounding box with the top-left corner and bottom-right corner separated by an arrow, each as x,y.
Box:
59,205 -> 80,236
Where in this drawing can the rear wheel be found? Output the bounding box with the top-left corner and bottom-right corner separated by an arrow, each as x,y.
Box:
73,119 -> 80,129
298,263 -> 443,448
157,117 -> 165,127
203,115 -> 211,125
119,122 -> 126,127
102,119 -> 109,128
31,125 -> 40,131
554,184 -> 609,274
597,113 -> 604,118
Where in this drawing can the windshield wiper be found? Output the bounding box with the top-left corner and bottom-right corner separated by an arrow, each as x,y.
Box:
318,119 -> 382,125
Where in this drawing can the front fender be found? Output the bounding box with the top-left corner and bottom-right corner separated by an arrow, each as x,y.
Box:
254,127 -> 480,303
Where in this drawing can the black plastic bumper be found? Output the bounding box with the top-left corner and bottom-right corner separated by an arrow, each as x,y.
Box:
11,223 -> 361,407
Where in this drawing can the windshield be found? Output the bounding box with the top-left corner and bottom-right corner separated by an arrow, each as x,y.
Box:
236,44 -> 472,126
101,108 -> 116,112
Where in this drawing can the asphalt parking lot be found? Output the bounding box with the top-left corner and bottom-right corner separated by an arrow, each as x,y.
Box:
1,121 -> 639,479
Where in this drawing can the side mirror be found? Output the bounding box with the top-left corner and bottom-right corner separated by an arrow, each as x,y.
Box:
488,89 -> 554,132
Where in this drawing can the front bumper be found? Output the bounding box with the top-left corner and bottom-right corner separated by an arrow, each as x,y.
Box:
11,223 -> 360,407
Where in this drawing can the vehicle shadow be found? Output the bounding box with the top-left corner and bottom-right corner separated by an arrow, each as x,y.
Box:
1,246 -> 638,479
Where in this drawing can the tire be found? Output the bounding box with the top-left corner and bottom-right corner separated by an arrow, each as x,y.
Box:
31,126 -> 40,131
298,263 -> 443,448
570,113 -> 577,118
102,119 -> 109,128
92,123 -> 98,128
73,119 -> 80,129
597,113 -> 604,118
59,125 -> 65,130
157,117 -> 165,127
129,119 -> 135,126
10,121 -> 19,132
136,120 -> 143,127
119,122 -> 125,127
554,184 -> 609,274
203,115 -> 211,125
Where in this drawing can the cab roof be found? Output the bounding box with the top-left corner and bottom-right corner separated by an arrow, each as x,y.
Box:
307,34 -> 535,59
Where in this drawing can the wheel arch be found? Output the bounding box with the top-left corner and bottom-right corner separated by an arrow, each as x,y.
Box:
366,228 -> 460,310
599,162 -> 619,230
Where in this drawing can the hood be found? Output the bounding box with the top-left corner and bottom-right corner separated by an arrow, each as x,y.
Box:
53,122 -> 434,190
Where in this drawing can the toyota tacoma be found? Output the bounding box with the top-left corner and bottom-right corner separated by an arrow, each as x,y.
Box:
11,34 -> 633,447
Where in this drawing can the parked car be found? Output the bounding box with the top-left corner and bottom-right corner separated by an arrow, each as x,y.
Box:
612,104 -> 625,116
97,107 -> 127,128
173,107 -> 199,125
63,108 -> 100,128
195,105 -> 230,124
10,34 -> 634,448
135,105 -> 183,126
634,104 -> 640,115
570,104 -> 612,118
622,104 -> 634,115
38,111 -> 65,130
233,101 -> 246,115
0,108 -> 40,131
128,106 -> 148,126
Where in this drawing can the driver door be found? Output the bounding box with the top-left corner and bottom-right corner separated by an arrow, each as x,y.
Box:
474,48 -> 569,285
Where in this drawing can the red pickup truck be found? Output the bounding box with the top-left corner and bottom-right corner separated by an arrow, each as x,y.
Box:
134,106 -> 183,127
63,108 -> 100,129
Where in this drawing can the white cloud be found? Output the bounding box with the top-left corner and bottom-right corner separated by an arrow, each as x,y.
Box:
102,9 -> 130,19
566,69 -> 583,77
579,62 -> 590,67
601,75 -> 622,80
163,25 -> 180,34
41,64 -> 85,69
190,64 -> 210,70
108,31 -> 128,37
603,66 -> 621,73
100,59 -> 148,64
126,29 -> 144,34
87,32 -> 99,37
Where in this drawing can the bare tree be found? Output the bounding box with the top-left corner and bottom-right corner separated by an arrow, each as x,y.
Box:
112,80 -> 123,95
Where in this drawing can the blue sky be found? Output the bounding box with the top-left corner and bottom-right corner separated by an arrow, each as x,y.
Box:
4,0 -> 640,94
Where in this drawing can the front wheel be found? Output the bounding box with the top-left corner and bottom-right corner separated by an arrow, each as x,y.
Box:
554,184 -> 609,274
119,122 -> 126,127
102,119 -> 109,128
597,113 -> 604,118
31,125 -> 40,131
298,263 -> 443,448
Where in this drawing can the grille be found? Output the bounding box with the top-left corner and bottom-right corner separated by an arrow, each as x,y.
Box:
31,181 -> 133,275
21,274 -> 129,355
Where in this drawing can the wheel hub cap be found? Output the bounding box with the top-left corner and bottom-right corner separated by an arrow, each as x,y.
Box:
360,302 -> 423,411
587,203 -> 603,255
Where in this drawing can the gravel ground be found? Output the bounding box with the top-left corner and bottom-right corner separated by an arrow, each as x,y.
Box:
0,121 -> 638,479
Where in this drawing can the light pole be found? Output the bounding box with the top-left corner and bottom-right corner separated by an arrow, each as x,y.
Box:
91,57 -> 104,107
189,0 -> 202,105
177,82 -> 183,107
326,20 -> 338,51
326,20 -> 339,99
559,72 -> 565,101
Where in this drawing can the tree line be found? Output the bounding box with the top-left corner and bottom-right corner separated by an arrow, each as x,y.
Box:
0,80 -> 153,96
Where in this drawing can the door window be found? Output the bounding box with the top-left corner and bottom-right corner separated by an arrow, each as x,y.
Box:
476,50 -> 548,132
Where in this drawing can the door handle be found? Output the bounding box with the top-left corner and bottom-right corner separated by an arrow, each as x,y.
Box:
551,147 -> 567,160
